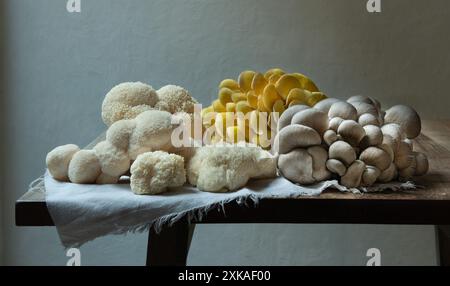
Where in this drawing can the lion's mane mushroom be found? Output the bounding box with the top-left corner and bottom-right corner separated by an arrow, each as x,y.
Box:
187,145 -> 277,192
46,144 -> 81,181
130,151 -> 186,195
156,85 -> 198,114
384,105 -> 421,139
337,120 -> 366,146
101,82 -> 159,126
68,150 -> 102,184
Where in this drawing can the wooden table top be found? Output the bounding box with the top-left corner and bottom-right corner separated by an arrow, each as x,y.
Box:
15,120 -> 450,226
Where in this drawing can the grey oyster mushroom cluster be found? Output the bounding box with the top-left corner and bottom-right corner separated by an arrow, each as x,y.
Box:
273,95 -> 429,188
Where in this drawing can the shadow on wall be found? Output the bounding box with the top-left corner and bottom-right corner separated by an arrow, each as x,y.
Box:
0,0 -> 7,265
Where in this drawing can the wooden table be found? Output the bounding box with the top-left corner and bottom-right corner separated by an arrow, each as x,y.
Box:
15,120 -> 450,266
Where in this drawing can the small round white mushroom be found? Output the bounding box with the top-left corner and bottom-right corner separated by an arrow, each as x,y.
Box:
349,101 -> 379,118
329,117 -> 345,132
96,173 -> 120,184
378,142 -> 395,163
329,141 -> 357,166
337,120 -> 366,146
328,102 -> 358,121
361,166 -> 381,186
68,150 -> 102,184
106,119 -> 137,150
398,157 -> 417,181
361,125 -> 383,147
381,123 -> 405,150
323,129 -> 338,146
358,113 -> 380,127
94,141 -> 131,177
307,146 -> 331,181
326,159 -> 347,176
384,105 -> 422,139
46,144 -> 81,181
414,152 -> 429,176
291,109 -> 329,137
359,147 -> 391,171
341,160 -> 366,188
393,140 -> 414,170
377,163 -> 398,183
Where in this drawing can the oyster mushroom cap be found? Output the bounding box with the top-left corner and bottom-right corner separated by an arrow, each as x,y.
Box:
414,152 -> 429,176
384,105 -> 422,139
381,123 -> 405,150
349,101 -> 379,118
278,149 -> 315,185
291,108 -> 329,137
326,159 -> 347,177
307,146 -> 331,181
329,141 -> 357,166
377,163 -> 398,183
361,125 -> 383,147
277,105 -> 310,132
341,160 -> 366,188
274,124 -> 321,154
347,95 -> 380,110
314,98 -> 341,114
358,113 -> 380,127
329,117 -> 345,132
361,166 -> 381,187
394,140 -> 414,170
323,129 -> 338,146
359,146 -> 391,171
328,101 -> 358,121
337,120 -> 366,146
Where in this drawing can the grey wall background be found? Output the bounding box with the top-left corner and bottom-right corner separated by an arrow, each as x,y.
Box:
1,0 -> 449,265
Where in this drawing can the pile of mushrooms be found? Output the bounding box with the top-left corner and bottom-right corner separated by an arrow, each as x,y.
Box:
273,95 -> 429,188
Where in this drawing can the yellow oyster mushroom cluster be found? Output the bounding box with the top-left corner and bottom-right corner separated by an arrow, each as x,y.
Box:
201,68 -> 327,146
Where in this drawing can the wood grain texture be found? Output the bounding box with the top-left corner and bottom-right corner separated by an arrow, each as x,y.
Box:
15,120 -> 450,226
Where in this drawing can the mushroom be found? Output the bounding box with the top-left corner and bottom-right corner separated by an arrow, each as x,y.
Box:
307,146 -> 331,181
394,140 -> 413,170
68,150 -> 102,184
361,166 -> 381,186
358,113 -> 380,127
349,101 -> 379,118
360,125 -> 383,147
46,144 -> 81,181
277,105 -> 310,132
329,141 -> 356,166
329,117 -> 345,132
359,147 -> 391,171
274,124 -> 321,154
328,102 -> 358,121
398,157 -> 417,180
381,123 -> 405,150
414,152 -> 429,176
278,149 -> 315,185
378,142 -> 395,163
384,105 -> 421,139
326,159 -> 347,176
347,95 -> 380,110
341,160 -> 366,188
291,108 -> 329,137
377,163 -> 398,183
314,98 -> 341,114
337,120 -> 366,146
323,129 -> 338,146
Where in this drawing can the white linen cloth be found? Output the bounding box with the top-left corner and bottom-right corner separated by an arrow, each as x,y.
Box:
43,171 -> 415,248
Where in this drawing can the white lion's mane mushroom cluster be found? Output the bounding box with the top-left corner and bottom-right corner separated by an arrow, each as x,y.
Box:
273,95 -> 429,188
46,82 -> 198,195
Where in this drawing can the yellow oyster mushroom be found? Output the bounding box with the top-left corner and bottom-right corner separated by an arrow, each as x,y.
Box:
262,84 -> 282,111
307,91 -> 327,106
218,87 -> 233,106
212,99 -> 226,112
201,105 -> 214,117
289,99 -> 305,107
219,79 -> 240,91
257,97 -> 271,112
268,73 -> 282,84
251,73 -> 268,95
273,99 -> 286,114
238,70 -> 256,92
247,91 -> 258,109
275,74 -> 302,100
214,112 -> 236,137
231,92 -> 247,103
292,73 -> 319,92
226,102 -> 236,112
236,101 -> 253,114
226,126 -> 247,143
286,88 -> 308,105
249,129 -> 272,149
264,68 -> 285,80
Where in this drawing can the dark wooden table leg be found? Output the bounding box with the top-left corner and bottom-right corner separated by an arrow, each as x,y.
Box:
146,220 -> 196,266
436,225 -> 450,266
